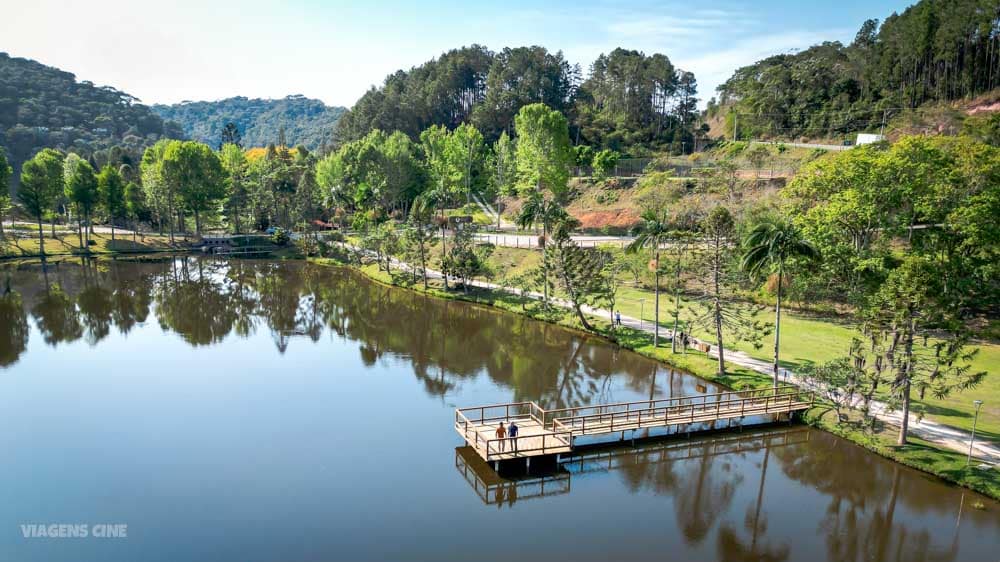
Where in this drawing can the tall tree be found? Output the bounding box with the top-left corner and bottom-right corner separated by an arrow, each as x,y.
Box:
161,141 -> 226,235
691,206 -> 768,375
97,164 -> 126,241
420,125 -> 461,289
489,131 -> 517,228
404,196 -> 437,289
626,208 -> 671,347
124,181 -> 144,242
220,122 -> 242,149
513,103 -> 573,198
140,140 -> 174,241
63,154 -> 98,250
516,190 -> 568,304
867,256 -> 986,445
220,143 -> 248,233
449,123 -> 486,204
741,218 -> 820,387
0,148 -> 11,239
18,148 -> 64,259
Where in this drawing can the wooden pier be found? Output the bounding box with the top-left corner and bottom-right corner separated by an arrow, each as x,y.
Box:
455,386 -> 815,462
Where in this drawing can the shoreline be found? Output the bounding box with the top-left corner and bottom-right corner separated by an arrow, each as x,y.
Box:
311,255 -> 1000,500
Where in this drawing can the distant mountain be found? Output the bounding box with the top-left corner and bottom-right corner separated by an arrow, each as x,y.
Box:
152,96 -> 346,151
0,52 -> 181,190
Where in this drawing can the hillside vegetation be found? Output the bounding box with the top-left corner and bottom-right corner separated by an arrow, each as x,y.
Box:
711,0 -> 1000,141
337,45 -> 700,154
0,52 -> 181,190
152,95 -> 346,151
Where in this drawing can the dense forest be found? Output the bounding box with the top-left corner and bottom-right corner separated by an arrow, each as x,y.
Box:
336,46 -> 702,155
0,52 -> 182,190
712,0 -> 1000,139
152,96 -> 346,152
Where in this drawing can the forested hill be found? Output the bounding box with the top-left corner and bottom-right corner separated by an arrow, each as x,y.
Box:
0,52 -> 181,186
712,0 -> 1000,140
337,45 -> 700,155
152,96 -> 346,151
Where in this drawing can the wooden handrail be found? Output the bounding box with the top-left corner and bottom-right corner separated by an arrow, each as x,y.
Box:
540,385 -> 801,420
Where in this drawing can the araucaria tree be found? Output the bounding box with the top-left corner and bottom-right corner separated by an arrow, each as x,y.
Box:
692,206 -> 768,375
517,191 -> 568,305
19,148 -> 64,259
441,225 -> 493,293
867,256 -> 985,445
741,217 -> 819,387
549,216 -> 613,332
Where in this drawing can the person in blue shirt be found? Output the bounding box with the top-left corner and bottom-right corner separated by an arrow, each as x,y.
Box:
509,421 -> 519,452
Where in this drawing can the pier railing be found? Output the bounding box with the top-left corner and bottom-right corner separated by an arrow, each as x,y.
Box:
455,402 -> 545,455
546,386 -> 813,435
455,385 -> 815,461
484,430 -> 574,459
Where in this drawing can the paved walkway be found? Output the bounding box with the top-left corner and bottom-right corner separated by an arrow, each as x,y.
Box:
348,243 -> 999,464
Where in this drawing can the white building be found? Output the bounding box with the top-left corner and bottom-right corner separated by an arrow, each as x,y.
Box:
856,133 -> 885,145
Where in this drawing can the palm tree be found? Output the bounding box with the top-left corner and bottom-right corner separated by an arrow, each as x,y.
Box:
516,191 -> 567,304
741,218 -> 819,387
626,208 -> 671,347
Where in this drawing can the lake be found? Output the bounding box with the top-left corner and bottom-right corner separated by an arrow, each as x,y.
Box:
0,257 -> 997,561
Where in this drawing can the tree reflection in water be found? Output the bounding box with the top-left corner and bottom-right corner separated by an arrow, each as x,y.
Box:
0,277 -> 28,367
0,258 -> 708,410
0,258 -> 995,560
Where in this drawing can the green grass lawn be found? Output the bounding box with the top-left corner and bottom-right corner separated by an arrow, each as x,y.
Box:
326,252 -> 1000,500
480,245 -> 1000,439
2,231 -> 181,258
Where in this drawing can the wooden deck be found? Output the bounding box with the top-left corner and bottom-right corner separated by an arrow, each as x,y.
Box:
455,386 -> 814,462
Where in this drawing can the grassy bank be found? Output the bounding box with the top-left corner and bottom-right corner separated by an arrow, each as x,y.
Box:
481,245 -> 1000,438
1,231 -> 182,259
312,254 -> 999,500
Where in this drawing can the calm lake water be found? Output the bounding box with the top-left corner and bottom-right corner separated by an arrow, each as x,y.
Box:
0,257 -> 997,562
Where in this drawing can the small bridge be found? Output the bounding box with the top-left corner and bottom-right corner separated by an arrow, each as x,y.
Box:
206,245 -> 275,257
455,386 -> 815,463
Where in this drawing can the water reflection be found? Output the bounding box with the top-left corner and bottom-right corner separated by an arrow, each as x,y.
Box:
0,257 -> 716,406
457,427 -> 995,561
0,258 -> 997,562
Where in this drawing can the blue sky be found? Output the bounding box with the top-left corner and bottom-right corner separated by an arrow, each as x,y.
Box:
2,0 -> 916,108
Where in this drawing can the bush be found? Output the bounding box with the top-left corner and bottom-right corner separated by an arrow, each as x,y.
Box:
270,229 -> 290,246
592,149 -> 621,179
295,236 -> 319,256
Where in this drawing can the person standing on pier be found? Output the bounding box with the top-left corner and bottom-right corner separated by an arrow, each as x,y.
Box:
509,421 -> 519,453
496,422 -> 507,452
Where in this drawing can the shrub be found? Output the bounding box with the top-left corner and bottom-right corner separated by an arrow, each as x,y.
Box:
592,149 -> 621,179
270,229 -> 290,246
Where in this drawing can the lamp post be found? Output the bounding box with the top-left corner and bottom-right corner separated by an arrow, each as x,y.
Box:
639,299 -> 645,330
967,400 -> 984,466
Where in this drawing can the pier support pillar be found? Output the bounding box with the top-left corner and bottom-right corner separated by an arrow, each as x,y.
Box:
496,457 -> 528,477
